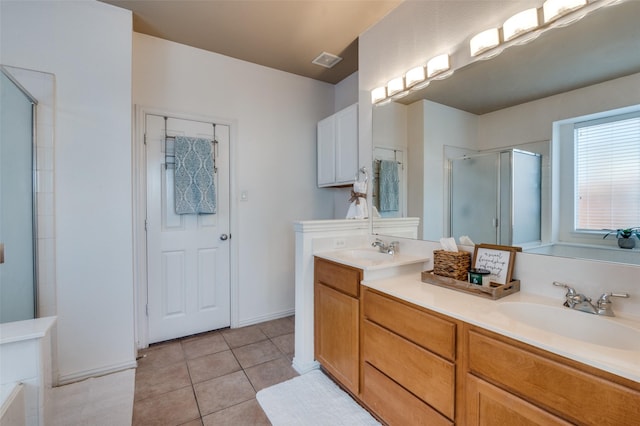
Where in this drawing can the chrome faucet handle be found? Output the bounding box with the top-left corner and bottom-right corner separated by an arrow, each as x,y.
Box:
598,292 -> 630,301
596,292 -> 629,317
553,281 -> 578,307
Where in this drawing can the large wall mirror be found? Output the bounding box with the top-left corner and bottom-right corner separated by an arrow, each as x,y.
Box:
371,0 -> 640,266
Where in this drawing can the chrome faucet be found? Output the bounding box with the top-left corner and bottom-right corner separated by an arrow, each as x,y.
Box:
553,282 -> 629,317
372,238 -> 399,255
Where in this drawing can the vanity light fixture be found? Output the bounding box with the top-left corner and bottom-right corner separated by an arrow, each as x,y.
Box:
371,86 -> 387,104
503,8 -> 539,41
543,0 -> 587,23
426,54 -> 450,78
470,28 -> 501,57
372,0 -> 600,105
386,76 -> 405,97
405,65 -> 426,88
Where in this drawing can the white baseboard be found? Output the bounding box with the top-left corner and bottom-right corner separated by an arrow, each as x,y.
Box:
235,308 -> 295,328
56,359 -> 137,386
291,357 -> 320,375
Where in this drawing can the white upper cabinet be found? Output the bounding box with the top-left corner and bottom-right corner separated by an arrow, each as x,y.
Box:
317,103 -> 358,187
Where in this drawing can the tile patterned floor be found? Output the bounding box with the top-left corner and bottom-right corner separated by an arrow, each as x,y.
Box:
132,316 -> 298,425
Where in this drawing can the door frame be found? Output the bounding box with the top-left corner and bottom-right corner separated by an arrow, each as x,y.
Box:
132,105 -> 239,349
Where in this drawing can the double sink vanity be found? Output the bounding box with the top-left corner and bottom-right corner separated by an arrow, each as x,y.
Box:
312,245 -> 640,425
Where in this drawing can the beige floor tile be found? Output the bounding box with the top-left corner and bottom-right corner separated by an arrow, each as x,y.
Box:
244,356 -> 299,392
232,340 -> 283,369
257,316 -> 294,338
221,325 -> 268,348
201,398 -> 271,426
179,419 -> 204,426
182,332 -> 229,360
271,332 -> 294,355
135,361 -> 191,401
193,371 -> 256,416
132,386 -> 200,426
187,350 -> 241,384
137,341 -> 185,371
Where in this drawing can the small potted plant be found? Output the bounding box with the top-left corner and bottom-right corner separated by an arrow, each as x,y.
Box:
603,227 -> 640,249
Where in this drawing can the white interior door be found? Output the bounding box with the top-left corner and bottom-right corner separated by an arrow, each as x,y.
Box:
145,114 -> 230,343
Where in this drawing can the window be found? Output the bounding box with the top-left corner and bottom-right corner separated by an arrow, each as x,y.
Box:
574,112 -> 640,231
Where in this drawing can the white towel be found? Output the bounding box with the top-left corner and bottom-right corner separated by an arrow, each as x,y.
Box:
346,180 -> 368,219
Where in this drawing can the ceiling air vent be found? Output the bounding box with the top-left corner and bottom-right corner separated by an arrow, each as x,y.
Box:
312,52 -> 343,69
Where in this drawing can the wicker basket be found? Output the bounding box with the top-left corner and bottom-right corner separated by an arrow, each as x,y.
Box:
433,250 -> 471,281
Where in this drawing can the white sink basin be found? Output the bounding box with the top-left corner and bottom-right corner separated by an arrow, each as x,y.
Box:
493,302 -> 640,351
316,248 -> 430,272
340,249 -> 394,262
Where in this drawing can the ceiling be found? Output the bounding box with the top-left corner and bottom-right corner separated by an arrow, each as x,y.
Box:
101,0 -> 402,84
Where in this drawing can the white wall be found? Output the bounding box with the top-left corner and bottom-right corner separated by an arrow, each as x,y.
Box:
358,1 -> 640,316
133,34 -> 336,326
1,1 -> 136,383
477,73 -> 640,149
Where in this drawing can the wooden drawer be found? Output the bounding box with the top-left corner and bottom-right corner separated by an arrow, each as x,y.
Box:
468,329 -> 640,425
466,374 -> 571,426
314,257 -> 361,297
363,319 -> 455,420
362,362 -> 453,426
363,287 -> 456,360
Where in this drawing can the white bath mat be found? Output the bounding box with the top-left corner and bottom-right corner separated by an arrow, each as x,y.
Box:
256,369 -> 381,426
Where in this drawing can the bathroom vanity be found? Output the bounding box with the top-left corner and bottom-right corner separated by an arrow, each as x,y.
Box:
313,252 -> 640,425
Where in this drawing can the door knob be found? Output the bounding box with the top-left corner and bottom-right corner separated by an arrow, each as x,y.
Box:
220,234 -> 229,241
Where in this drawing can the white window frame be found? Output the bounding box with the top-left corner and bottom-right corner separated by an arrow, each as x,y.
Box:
556,105 -> 640,246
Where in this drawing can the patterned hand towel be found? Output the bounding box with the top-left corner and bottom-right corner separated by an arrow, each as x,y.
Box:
379,159 -> 399,212
174,136 -> 216,214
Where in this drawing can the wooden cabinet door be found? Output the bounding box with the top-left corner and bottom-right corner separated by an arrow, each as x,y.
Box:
314,282 -> 359,394
466,374 -> 571,426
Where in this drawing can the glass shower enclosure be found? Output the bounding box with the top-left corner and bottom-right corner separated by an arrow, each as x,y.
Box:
0,68 -> 37,323
449,149 -> 541,246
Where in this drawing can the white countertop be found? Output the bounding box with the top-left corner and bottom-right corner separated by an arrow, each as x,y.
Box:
363,273 -> 640,384
0,316 -> 57,345
316,248 -> 430,271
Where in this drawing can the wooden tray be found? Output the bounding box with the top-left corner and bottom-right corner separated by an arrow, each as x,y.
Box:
421,270 -> 520,300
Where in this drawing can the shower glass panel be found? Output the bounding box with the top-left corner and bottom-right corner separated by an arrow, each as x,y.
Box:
0,70 -> 36,323
450,153 -> 499,244
450,149 -> 541,246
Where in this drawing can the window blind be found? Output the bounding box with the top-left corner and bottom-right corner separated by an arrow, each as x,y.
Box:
575,113 -> 640,231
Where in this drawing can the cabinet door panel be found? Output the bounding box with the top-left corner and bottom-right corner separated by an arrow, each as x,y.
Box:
317,115 -> 336,186
335,104 -> 358,184
314,283 -> 359,394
